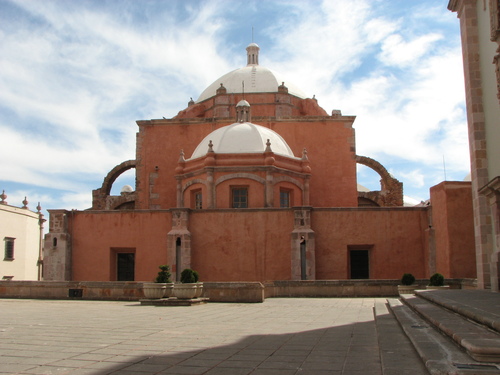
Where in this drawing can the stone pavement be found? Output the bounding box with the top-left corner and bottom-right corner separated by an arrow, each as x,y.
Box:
0,297 -> 427,375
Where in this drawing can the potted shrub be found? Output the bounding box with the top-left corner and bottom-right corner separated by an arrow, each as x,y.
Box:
142,264 -> 171,299
155,265 -> 174,298
427,272 -> 449,289
398,273 -> 418,295
173,268 -> 202,299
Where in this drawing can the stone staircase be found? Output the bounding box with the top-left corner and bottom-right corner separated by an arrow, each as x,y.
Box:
386,290 -> 500,374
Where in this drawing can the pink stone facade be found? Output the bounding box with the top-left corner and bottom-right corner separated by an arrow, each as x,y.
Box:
43,44 -> 477,284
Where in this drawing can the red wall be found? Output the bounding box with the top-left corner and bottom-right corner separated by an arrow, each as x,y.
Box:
71,211 -> 171,282
69,207 -> 437,283
430,181 -> 476,278
313,208 -> 429,279
136,116 -> 357,210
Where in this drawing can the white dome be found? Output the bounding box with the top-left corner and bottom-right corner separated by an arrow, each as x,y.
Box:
190,122 -> 296,159
120,185 -> 134,193
196,44 -> 307,103
197,65 -> 307,103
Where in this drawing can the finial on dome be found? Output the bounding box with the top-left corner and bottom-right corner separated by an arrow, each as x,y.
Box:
216,83 -> 227,95
208,140 -> 214,153
246,43 -> 260,66
0,190 -> 6,205
22,196 -> 28,209
178,149 -> 185,163
188,97 -> 194,107
265,139 -> 272,153
302,148 -> 309,161
278,82 -> 288,94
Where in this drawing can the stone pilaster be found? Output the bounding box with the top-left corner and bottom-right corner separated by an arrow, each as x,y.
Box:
43,210 -> 72,281
449,0 -> 494,289
167,208 -> 192,281
479,176 -> 500,291
291,207 -> 315,280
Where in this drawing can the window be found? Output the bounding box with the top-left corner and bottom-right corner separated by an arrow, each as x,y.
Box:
193,190 -> 202,210
4,237 -> 15,261
280,189 -> 291,208
232,187 -> 248,208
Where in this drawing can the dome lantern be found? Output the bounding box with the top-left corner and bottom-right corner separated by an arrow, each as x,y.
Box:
246,43 -> 260,66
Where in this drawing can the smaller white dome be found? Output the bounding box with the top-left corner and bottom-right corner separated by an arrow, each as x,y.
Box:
190,122 -> 296,159
237,99 -> 250,107
121,185 -> 134,193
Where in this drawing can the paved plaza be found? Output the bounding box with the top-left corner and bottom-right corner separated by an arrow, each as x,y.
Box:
0,298 -> 426,375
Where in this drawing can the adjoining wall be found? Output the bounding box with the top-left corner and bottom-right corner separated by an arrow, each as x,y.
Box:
312,207 -> 429,279
48,203 -> 476,283
430,181 -> 476,278
68,211 -> 172,282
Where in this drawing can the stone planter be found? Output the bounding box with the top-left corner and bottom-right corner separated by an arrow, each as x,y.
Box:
174,283 -> 198,299
398,285 -> 418,295
194,283 -> 204,298
163,283 -> 174,298
142,283 -> 166,299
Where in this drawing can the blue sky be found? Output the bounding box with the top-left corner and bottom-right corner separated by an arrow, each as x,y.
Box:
0,0 -> 468,215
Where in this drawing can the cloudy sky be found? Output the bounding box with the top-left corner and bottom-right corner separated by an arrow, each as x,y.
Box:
0,0 -> 467,215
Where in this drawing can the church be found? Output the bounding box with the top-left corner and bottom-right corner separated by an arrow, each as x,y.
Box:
43,43 -> 476,283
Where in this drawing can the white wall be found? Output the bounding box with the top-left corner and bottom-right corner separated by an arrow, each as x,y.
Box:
0,204 -> 40,280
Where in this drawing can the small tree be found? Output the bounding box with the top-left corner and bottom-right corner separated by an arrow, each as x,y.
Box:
180,268 -> 198,283
401,273 -> 416,286
155,265 -> 171,283
429,272 -> 445,287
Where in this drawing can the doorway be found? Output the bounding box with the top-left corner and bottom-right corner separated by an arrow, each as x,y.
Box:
350,249 -> 369,279
117,253 -> 135,281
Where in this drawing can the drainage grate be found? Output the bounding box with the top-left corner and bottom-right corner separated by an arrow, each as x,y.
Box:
410,325 -> 428,329
454,363 -> 500,370
68,288 -> 83,298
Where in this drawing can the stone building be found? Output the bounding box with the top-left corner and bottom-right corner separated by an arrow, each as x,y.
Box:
43,43 -> 476,283
449,0 -> 500,291
0,191 -> 44,280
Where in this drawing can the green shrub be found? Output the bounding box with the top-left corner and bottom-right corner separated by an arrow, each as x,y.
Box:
429,272 -> 445,286
155,265 -> 171,283
401,273 -> 416,286
180,268 -> 198,283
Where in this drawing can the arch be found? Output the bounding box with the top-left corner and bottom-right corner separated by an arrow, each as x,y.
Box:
356,155 -> 403,207
215,173 -> 266,186
273,175 -> 304,190
181,179 -> 208,195
356,155 -> 391,186
100,160 -> 136,196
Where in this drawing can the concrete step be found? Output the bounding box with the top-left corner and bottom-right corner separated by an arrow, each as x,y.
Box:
388,298 -> 500,375
401,294 -> 500,363
416,290 -> 500,334
373,300 -> 429,374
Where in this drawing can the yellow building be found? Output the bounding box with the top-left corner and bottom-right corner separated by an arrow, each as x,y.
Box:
0,191 -> 44,280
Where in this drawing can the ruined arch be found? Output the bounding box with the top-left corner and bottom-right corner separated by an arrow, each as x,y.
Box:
356,155 -> 403,207
91,160 -> 136,210
101,160 -> 136,195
